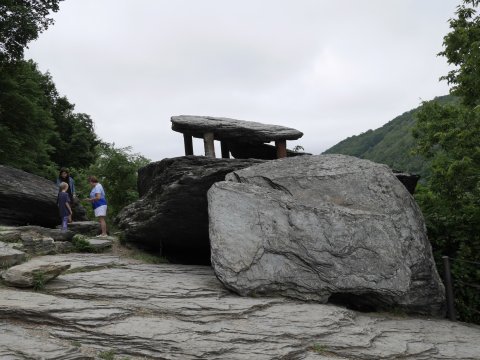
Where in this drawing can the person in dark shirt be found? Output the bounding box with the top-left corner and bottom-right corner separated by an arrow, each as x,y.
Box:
56,168 -> 75,222
58,182 -> 72,232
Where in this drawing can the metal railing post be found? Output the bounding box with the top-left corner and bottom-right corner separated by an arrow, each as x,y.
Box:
442,256 -> 456,321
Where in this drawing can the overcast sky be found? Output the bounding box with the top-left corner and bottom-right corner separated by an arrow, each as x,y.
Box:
26,0 -> 458,161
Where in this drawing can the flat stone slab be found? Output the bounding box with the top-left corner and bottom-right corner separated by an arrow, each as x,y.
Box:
86,238 -> 113,251
171,115 -> 303,142
0,253 -> 479,359
66,221 -> 100,235
0,241 -> 25,267
0,225 -> 74,242
2,258 -> 70,288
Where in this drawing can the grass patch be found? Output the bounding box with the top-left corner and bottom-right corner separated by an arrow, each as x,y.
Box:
310,343 -> 340,357
72,234 -> 94,253
32,270 -> 45,291
385,306 -> 408,318
99,350 -> 115,360
131,251 -> 168,264
311,344 -> 327,353
117,231 -> 127,245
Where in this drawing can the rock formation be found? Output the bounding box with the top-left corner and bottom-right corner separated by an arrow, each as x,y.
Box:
2,258 -> 70,288
0,225 -> 74,243
0,241 -> 25,267
171,115 -> 304,159
393,170 -> 421,194
0,253 -> 479,359
0,165 -> 87,227
208,154 -> 445,315
116,156 -> 264,264
171,115 -> 303,142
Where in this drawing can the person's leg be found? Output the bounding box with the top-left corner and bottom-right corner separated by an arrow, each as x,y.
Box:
69,194 -> 74,222
99,216 -> 107,236
61,216 -> 68,232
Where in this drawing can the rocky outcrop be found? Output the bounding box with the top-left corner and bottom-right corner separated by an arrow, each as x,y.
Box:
0,165 -> 60,227
0,253 -> 478,359
116,156 -> 264,264
2,258 -> 70,288
67,221 -> 101,236
0,241 -> 25,267
86,238 -> 113,251
208,154 -> 445,315
0,225 -> 74,243
19,231 -> 55,255
0,165 -> 87,227
393,170 -> 420,194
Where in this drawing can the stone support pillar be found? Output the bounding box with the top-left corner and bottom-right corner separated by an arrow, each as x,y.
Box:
203,132 -> 216,158
183,134 -> 194,156
275,139 -> 287,159
220,141 -> 230,159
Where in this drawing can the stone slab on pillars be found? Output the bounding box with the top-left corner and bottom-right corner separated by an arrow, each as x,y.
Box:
183,134 -> 194,156
276,140 -> 287,158
203,132 -> 216,158
220,142 -> 230,159
171,115 -> 303,143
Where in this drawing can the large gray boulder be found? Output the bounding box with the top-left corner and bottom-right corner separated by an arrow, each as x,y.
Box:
208,154 -> 445,315
0,165 -> 87,227
0,165 -> 59,227
116,156 -> 264,264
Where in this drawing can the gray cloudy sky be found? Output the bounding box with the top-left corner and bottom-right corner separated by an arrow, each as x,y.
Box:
26,0 -> 458,161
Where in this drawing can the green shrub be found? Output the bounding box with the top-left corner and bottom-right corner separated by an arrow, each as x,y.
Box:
99,350 -> 115,360
71,234 -> 94,253
32,271 -> 45,291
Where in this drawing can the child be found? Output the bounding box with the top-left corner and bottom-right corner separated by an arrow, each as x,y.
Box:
58,182 -> 73,232
56,168 -> 76,222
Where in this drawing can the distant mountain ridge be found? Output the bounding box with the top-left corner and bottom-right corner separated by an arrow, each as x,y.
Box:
323,95 -> 456,178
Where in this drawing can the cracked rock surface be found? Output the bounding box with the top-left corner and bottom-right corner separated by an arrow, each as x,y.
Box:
209,154 -> 445,315
0,253 -> 479,359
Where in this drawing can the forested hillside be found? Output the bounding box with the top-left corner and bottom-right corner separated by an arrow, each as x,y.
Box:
323,95 -> 458,178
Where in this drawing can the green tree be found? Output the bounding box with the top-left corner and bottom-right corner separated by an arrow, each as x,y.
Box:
413,0 -> 480,323
0,60 -> 57,176
49,96 -> 99,169
440,0 -> 480,106
75,143 -> 150,221
0,60 -> 99,178
0,0 -> 63,63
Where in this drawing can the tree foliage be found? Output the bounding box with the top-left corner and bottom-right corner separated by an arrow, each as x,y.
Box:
74,144 -> 150,222
413,0 -> 480,324
440,0 -> 480,106
0,0 -> 63,63
0,60 -> 56,175
414,101 -> 480,323
0,2 -> 150,225
0,60 -> 99,178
